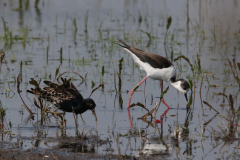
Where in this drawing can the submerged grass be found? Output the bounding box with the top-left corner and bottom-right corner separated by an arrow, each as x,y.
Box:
164,16 -> 172,57
0,101 -> 7,130
227,58 -> 240,89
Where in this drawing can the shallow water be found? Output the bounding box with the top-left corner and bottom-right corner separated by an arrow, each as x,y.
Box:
0,0 -> 240,159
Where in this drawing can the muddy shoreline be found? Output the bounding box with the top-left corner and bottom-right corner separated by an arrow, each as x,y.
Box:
0,136 -> 134,160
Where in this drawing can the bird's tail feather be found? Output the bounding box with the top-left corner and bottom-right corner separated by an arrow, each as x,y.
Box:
114,38 -> 131,49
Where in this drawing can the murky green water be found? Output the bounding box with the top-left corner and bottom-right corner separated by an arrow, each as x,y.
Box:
0,0 -> 240,159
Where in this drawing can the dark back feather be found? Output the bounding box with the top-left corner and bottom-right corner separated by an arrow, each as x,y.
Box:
27,77 -> 97,115
42,77 -> 83,101
116,38 -> 173,69
27,77 -> 83,105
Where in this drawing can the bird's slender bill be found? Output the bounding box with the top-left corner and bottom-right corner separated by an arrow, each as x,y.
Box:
91,109 -> 97,121
184,93 -> 188,102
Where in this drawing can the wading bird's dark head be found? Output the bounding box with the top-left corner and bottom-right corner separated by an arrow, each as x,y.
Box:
82,98 -> 96,110
81,98 -> 97,121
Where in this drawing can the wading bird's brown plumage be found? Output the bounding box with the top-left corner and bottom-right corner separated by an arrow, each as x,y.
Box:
27,77 -> 97,120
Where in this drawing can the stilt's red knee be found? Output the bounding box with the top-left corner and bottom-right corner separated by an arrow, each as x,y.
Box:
161,98 -> 171,109
129,89 -> 134,96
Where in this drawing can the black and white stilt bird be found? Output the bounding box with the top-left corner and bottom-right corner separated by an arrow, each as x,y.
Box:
115,38 -> 189,109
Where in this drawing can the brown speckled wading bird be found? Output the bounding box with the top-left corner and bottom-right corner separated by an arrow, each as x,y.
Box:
27,77 -> 97,122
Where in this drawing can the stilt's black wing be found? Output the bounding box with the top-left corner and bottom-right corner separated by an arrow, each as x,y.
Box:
116,38 -> 173,69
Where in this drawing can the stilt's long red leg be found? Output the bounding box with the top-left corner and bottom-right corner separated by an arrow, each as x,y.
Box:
127,109 -> 133,127
127,76 -> 149,108
161,81 -> 171,109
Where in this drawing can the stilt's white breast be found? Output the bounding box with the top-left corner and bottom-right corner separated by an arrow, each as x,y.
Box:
124,48 -> 176,82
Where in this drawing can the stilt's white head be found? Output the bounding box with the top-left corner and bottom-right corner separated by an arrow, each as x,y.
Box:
170,79 -> 190,102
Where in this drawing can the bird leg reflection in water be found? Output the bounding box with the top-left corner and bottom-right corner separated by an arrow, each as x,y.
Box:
157,108 -> 170,137
127,103 -> 170,128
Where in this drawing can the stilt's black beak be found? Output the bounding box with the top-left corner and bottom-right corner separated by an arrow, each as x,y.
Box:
184,93 -> 188,102
91,109 -> 97,121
